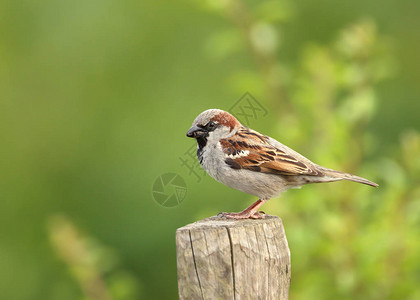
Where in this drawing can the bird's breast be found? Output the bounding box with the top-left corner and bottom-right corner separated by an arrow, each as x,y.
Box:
197,143 -> 226,179
197,141 -> 299,199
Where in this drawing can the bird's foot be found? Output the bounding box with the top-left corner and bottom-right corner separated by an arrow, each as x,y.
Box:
218,210 -> 266,220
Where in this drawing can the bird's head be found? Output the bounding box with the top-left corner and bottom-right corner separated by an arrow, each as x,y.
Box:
186,109 -> 241,145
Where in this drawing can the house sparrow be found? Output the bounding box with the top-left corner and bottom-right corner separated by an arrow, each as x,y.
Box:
186,109 -> 378,219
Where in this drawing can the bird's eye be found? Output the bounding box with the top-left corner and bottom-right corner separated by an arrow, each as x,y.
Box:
207,121 -> 216,129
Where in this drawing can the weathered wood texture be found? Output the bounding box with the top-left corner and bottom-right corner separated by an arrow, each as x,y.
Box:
176,215 -> 291,300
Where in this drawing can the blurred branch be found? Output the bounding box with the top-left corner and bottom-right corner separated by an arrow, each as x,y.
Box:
48,215 -> 114,300
224,0 -> 290,112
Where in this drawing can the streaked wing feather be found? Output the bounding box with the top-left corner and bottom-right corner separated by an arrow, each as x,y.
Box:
221,128 -> 320,176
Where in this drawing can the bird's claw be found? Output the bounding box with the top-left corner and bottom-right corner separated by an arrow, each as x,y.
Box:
218,210 -> 266,220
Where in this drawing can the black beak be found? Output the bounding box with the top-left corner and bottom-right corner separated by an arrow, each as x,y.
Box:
186,125 -> 206,138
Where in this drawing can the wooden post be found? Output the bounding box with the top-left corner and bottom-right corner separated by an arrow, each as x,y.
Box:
176,215 -> 291,300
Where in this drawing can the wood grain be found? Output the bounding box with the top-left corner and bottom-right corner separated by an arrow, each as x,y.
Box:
176,215 -> 291,300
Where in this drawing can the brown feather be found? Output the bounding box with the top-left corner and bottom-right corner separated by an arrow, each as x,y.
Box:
221,127 -> 321,176
211,113 -> 240,132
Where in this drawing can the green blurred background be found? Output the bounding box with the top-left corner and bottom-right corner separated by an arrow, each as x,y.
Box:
1,0 -> 419,299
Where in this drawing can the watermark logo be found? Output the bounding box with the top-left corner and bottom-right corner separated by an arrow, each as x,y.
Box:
179,144 -> 207,183
152,173 -> 187,207
229,92 -> 268,126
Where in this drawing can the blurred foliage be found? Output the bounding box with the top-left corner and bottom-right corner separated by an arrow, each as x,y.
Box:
0,0 -> 419,299
193,1 -> 420,299
48,215 -> 140,300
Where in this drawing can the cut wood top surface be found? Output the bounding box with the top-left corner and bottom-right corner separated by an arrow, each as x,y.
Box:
177,215 -> 282,231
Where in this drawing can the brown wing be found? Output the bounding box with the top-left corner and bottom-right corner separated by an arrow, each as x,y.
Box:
221,128 -> 320,176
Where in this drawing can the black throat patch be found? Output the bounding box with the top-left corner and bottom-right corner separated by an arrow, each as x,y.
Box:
196,137 -> 207,164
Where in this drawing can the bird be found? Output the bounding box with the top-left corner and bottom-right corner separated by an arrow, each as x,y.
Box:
186,109 -> 378,219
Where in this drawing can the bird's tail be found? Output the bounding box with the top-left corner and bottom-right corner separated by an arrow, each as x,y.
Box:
319,167 -> 379,187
